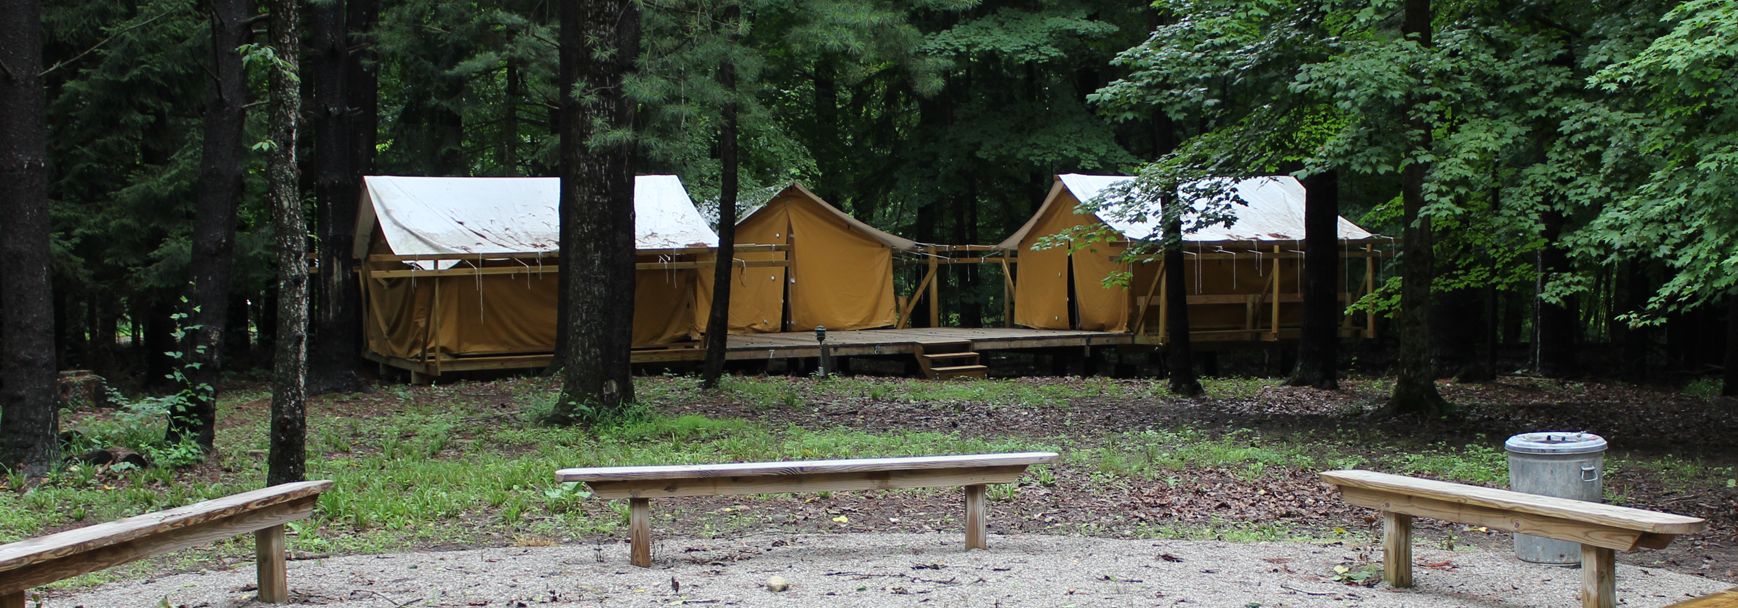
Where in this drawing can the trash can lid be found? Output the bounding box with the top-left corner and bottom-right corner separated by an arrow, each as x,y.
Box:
1505,431 -> 1607,454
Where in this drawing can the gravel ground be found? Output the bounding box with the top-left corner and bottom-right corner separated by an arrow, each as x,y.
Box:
54,533 -> 1732,608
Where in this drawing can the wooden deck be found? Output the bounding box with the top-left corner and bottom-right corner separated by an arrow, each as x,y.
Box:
369,327 -> 1134,380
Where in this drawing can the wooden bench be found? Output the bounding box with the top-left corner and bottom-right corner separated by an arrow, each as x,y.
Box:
1321,470 -> 1706,608
556,452 -> 1058,567
1667,588 -> 1738,607
0,480 -> 332,607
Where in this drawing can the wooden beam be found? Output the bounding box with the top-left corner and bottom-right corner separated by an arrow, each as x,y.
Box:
0,496 -> 318,595
1132,262 -> 1164,336
1339,487 -> 1651,551
1664,589 -> 1738,608
1582,544 -> 1615,608
1383,512 -> 1413,587
965,485 -> 988,550
895,257 -> 1019,266
366,244 -> 789,263
581,465 -> 1030,499
367,259 -> 789,279
1323,470 -> 1705,535
559,453 -> 1058,482
1271,245 -> 1281,338
897,267 -> 937,330
255,525 -> 287,602
1,591 -> 20,608
998,257 -> 1013,328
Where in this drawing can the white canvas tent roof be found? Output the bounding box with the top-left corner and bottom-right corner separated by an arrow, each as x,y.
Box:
353,175 -> 717,261
996,174 -> 1376,248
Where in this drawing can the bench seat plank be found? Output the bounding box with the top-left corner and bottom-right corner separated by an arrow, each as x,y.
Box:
1321,470 -> 1704,535
1666,589 -> 1738,608
557,452 -> 1058,483
585,465 -> 1030,499
0,481 -> 331,575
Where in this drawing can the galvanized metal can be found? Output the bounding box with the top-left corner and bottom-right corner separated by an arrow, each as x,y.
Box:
1506,431 -> 1607,565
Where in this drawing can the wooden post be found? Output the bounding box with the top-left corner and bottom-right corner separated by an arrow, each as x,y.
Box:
1157,267 -> 1168,342
256,524 -> 288,603
1132,261 -> 1164,335
1581,544 -> 1615,608
1383,511 -> 1413,588
998,257 -> 1013,328
1364,244 -> 1376,339
629,498 -> 652,567
2,591 -> 24,608
928,248 -> 940,328
1271,245 -> 1281,338
964,484 -> 988,550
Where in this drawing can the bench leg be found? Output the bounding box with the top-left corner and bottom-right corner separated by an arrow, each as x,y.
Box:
2,591 -> 24,608
965,484 -> 988,550
256,524 -> 288,603
1383,511 -> 1412,588
630,498 -> 652,567
1581,544 -> 1615,608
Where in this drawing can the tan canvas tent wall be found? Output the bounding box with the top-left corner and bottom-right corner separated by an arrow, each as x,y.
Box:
697,183 -> 918,332
355,175 -> 718,366
998,174 -> 1378,338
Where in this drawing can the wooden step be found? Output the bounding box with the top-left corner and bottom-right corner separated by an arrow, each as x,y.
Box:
915,340 -> 973,352
921,351 -> 980,360
932,365 -> 988,380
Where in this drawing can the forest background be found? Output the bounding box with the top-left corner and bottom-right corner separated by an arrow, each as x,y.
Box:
21,0 -> 1738,403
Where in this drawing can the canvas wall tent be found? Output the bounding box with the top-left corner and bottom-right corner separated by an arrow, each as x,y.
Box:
354,175 -> 750,377
997,174 -> 1385,342
697,183 -> 920,333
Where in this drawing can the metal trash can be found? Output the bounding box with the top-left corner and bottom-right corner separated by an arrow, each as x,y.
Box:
1506,431 -> 1607,565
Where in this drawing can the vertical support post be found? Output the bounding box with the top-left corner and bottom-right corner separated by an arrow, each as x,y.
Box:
1271,245 -> 1282,338
1364,244 -> 1376,339
629,498 -> 652,567
928,248 -> 940,328
256,524 -> 288,603
3,591 -> 26,608
998,257 -> 1013,328
1383,511 -> 1413,588
430,277 -> 443,377
1581,545 -> 1615,608
964,484 -> 988,549
1157,268 -> 1168,342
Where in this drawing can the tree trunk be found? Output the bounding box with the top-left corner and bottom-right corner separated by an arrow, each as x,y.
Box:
1385,0 -> 1450,417
552,0 -> 638,422
266,0 -> 308,485
701,4 -> 740,390
1536,207 -> 1577,377
1724,290 -> 1738,397
1286,169 -> 1339,389
307,0 -> 367,395
169,0 -> 251,450
1164,216 -> 1202,397
0,0 -> 59,476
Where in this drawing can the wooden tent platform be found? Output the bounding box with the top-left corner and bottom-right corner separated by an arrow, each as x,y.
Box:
367,327 -> 1135,381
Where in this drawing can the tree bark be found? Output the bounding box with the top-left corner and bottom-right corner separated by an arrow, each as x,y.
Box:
1286,169 -> 1340,389
0,0 -> 59,476
307,0 -> 367,395
1536,206 -> 1577,377
552,0 -> 638,422
267,0 -> 308,485
1163,216 -> 1202,397
170,0 -> 251,450
1724,290 -> 1738,397
1385,0 -> 1451,417
701,4 -> 741,390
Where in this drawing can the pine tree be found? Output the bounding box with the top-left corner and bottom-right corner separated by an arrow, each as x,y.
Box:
266,0 -> 308,485
0,0 -> 59,476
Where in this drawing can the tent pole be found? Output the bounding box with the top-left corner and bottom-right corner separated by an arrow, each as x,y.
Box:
1364,244 -> 1376,339
1271,245 -> 1281,340
998,256 -> 1013,328
1157,267 -> 1168,343
928,247 -> 940,328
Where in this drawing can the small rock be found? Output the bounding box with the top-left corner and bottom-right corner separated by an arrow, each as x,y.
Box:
766,576 -> 789,592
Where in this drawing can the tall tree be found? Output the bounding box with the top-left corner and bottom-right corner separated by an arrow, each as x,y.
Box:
266,0 -> 308,485
551,0 -> 639,423
0,0 -> 58,475
1161,212 -> 1202,396
1385,0 -> 1450,416
1286,168 -> 1340,389
701,3 -> 742,390
170,0 -> 253,451
308,0 -> 367,395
